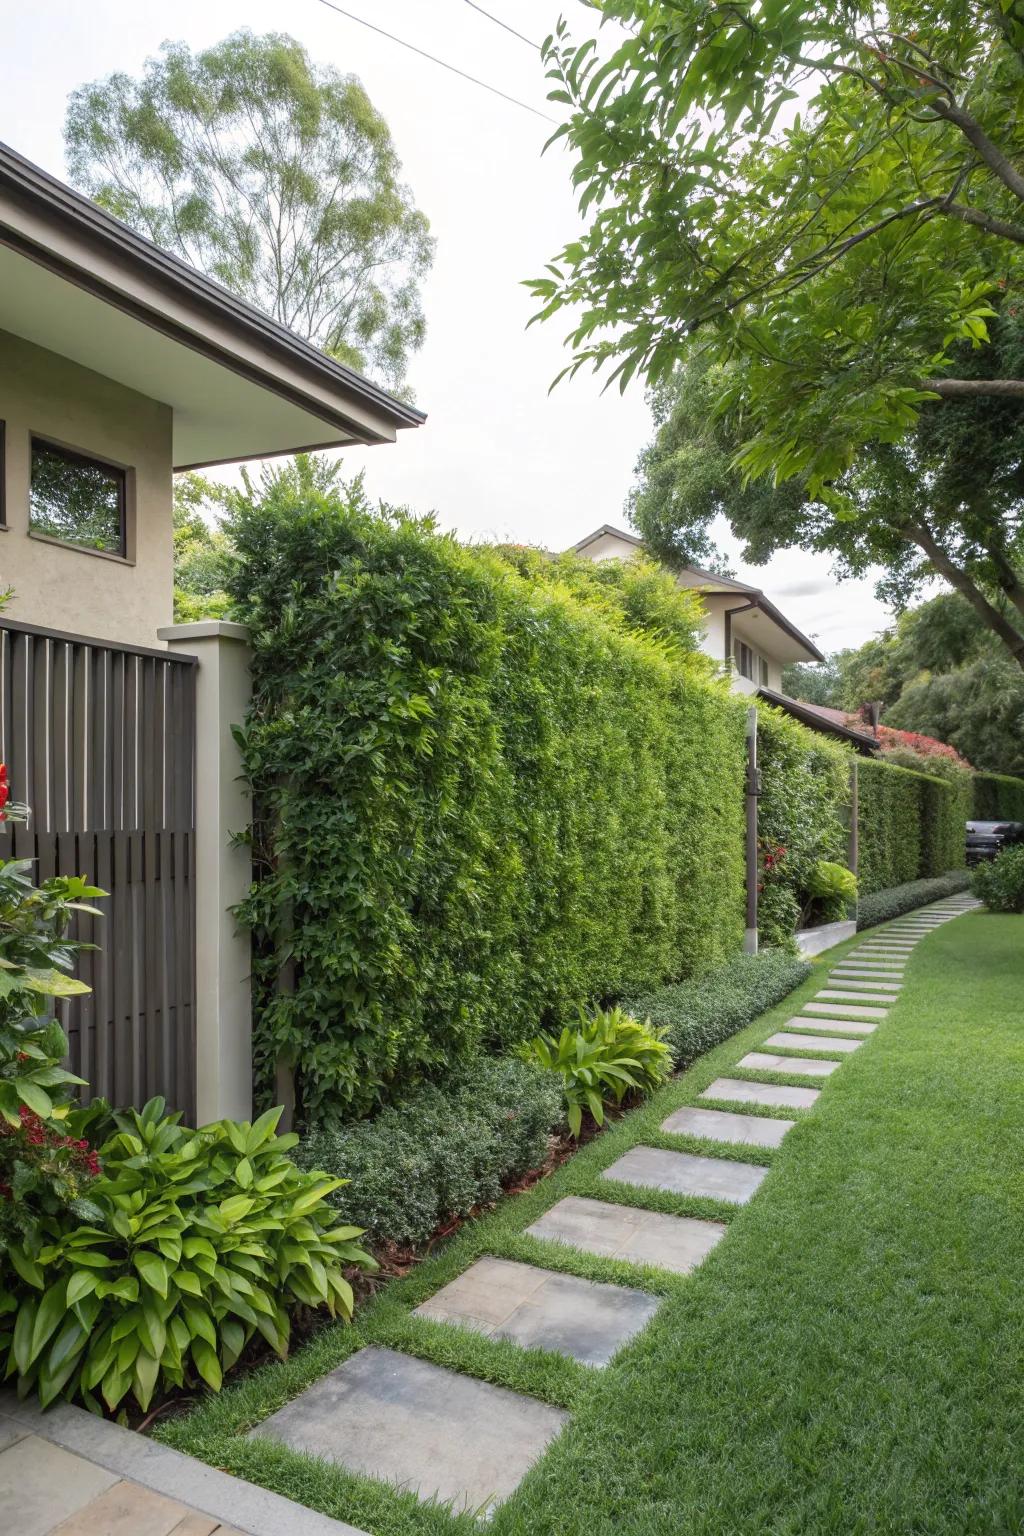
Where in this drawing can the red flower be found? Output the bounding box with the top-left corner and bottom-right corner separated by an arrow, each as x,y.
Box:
0,762 -> 8,820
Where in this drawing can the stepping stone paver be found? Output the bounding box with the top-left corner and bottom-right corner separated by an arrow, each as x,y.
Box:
763,1031 -> 861,1053
817,989 -> 894,1003
787,1015 -> 876,1035
526,1195 -> 727,1275
828,974 -> 901,987
661,1103 -> 794,1148
701,1076 -> 820,1110
0,1435 -> 119,1536
413,1256 -> 660,1367
738,1051 -> 840,1077
253,1347 -> 568,1518
602,1144 -> 768,1204
803,1001 -> 887,1019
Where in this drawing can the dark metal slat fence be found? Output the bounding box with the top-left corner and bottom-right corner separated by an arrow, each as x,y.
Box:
0,616 -> 197,1120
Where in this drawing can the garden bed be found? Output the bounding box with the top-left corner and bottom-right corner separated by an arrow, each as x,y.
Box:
793,918 -> 857,956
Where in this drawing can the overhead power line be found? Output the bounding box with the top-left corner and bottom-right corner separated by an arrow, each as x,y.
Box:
462,1 -> 541,51
314,0 -> 556,122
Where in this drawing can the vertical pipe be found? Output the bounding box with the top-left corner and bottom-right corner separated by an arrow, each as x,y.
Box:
744,705 -> 759,955
848,759 -> 860,925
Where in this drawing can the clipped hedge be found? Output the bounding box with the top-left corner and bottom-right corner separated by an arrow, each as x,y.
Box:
757,709 -> 851,945
856,870 -> 971,930
972,771 -> 1024,821
226,464 -> 748,1124
298,1058 -> 562,1248
624,949 -> 811,1069
857,758 -> 966,896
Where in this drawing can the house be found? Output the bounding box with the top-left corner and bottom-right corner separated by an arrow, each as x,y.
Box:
571,525 -> 879,753
0,141 -> 425,1128
0,140 -> 423,648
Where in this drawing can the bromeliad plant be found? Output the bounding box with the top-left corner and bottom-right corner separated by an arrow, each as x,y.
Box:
2,1098 -> 375,1414
520,1006 -> 673,1137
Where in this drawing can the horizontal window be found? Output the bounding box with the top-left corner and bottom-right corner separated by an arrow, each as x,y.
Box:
30,438 -> 126,556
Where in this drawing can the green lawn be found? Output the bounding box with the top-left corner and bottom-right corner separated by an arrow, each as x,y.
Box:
161,912 -> 1024,1536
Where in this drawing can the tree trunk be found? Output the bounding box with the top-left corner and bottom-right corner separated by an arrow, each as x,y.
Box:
906,522 -> 1024,672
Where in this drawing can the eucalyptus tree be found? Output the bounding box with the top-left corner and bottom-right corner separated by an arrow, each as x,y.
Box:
66,29 -> 433,390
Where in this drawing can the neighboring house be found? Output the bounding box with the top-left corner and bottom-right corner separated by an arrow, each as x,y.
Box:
571,525 -> 879,752
0,142 -> 425,1128
0,140 -> 423,648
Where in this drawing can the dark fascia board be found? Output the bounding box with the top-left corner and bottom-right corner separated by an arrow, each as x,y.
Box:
570,523 -> 824,662
571,523 -> 646,554
758,687 -> 879,754
0,140 -> 425,436
744,593 -> 824,663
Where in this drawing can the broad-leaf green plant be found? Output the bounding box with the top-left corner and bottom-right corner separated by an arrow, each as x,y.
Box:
0,779 -> 106,1250
520,1007 -> 673,1137
1,1098 -> 375,1414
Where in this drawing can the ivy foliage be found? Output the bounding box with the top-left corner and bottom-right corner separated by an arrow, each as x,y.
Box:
224,462 -> 747,1126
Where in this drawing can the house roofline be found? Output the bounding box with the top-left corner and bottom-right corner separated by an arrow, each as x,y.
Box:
758,687 -> 879,753
0,140 -> 425,437
569,525 -> 824,663
571,523 -> 646,554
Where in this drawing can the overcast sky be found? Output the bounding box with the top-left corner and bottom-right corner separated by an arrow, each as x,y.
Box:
6,0 -> 906,652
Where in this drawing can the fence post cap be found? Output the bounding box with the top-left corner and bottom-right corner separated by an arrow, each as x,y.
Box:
158,621 -> 250,644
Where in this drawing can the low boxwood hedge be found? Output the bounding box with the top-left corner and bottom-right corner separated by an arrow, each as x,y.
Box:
856,870 -> 971,930
624,949 -> 811,1069
298,1057 -> 563,1249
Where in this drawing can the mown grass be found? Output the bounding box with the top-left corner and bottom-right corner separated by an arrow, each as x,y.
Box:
161,908 -> 1024,1536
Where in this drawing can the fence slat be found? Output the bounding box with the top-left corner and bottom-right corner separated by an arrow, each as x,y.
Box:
0,618 -> 197,1120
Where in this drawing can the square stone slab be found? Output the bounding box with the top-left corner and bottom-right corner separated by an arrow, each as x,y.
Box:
661,1103 -> 794,1149
253,1347 -> 568,1517
701,1076 -> 821,1109
0,1435 -> 119,1536
817,988 -> 894,1003
763,1031 -> 861,1053
803,1001 -> 887,1019
413,1256 -> 660,1367
49,1480 -> 198,1536
787,1015 -> 876,1035
526,1195 -> 727,1275
602,1144 -> 768,1204
737,1051 -> 839,1077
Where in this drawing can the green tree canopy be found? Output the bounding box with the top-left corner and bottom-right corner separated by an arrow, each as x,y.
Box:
628,307 -> 1024,669
533,0 -> 1024,460
66,30 -> 433,391
785,588 -> 1024,772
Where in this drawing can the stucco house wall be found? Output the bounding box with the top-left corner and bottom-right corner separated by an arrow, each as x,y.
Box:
0,327 -> 173,648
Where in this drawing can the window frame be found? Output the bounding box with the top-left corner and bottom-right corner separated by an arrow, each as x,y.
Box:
735,639 -> 754,681
28,435 -> 129,560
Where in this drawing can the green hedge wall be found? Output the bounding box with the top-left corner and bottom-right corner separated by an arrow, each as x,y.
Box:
756,709 -> 851,945
857,758 -> 966,896
226,464 -> 748,1125
972,772 -> 1024,821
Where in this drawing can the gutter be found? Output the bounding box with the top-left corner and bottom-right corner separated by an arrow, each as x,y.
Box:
0,140 -> 425,433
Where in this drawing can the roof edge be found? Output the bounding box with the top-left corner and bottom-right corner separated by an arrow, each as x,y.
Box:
0,140 -> 425,434
758,687 -> 879,753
